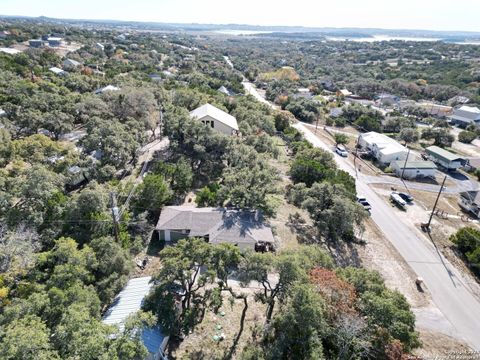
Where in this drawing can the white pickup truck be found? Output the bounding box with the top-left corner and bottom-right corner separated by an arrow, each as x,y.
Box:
356,196 -> 372,212
390,192 -> 407,209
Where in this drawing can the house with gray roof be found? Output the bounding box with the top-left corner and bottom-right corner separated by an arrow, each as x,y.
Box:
459,191 -> 480,218
63,58 -> 82,69
425,146 -> 466,171
156,206 -> 275,251
217,85 -> 231,96
190,104 -> 239,135
391,160 -> 437,179
103,276 -> 168,360
449,106 -> 480,127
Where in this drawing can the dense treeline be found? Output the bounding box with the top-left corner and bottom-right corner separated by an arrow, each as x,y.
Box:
216,37 -> 480,104
0,19 -> 420,359
0,19 -> 280,358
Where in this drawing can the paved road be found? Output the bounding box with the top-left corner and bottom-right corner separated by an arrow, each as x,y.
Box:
294,123 -> 480,350
242,81 -> 279,109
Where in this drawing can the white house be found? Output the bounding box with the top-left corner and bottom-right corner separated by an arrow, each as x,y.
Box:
49,67 -> 67,76
391,160 -> 437,179
95,85 -> 120,94
359,132 -> 408,165
295,88 -> 313,99
0,48 -> 21,55
337,89 -> 352,97
103,276 -> 168,360
96,42 -> 105,51
47,37 -> 62,47
190,103 -> 239,135
459,191 -> 480,218
449,106 -> 480,127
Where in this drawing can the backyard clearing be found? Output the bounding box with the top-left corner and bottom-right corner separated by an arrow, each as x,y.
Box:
168,285 -> 267,359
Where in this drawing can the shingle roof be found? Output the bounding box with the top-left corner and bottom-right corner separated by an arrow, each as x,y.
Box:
156,206 -> 274,245
190,104 -> 239,131
426,146 -> 465,163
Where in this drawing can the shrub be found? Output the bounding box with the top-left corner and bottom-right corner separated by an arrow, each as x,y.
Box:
450,227 -> 480,276
458,130 -> 477,144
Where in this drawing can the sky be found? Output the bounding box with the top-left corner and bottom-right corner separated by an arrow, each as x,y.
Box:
1,0 -> 480,32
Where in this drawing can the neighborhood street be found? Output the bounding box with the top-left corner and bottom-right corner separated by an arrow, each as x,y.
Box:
294,122 -> 480,350
236,56 -> 480,349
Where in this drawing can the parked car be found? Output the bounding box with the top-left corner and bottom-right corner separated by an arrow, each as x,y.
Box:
398,192 -> 414,203
356,196 -> 372,211
390,192 -> 406,209
336,144 -> 348,157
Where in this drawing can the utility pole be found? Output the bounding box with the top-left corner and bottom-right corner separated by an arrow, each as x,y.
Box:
353,134 -> 360,168
426,175 -> 447,230
158,106 -> 163,140
110,192 -> 120,242
400,148 -> 411,181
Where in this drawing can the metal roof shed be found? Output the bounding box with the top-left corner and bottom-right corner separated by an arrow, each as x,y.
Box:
103,276 -> 168,359
391,160 -> 437,179
426,146 -> 466,170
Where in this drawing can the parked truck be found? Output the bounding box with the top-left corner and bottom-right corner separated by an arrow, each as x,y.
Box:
390,192 -> 406,209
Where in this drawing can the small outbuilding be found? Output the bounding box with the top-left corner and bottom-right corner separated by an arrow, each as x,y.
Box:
217,85 -> 231,96
376,93 -> 400,107
29,39 -> 44,48
63,58 -> 82,69
391,160 -> 437,179
103,276 -> 168,360
295,88 -> 313,99
190,103 -> 239,136
458,191 -> 480,218
47,37 -> 62,47
95,85 -> 120,94
425,146 -> 466,171
49,67 -> 67,76
0,48 -> 22,55
337,89 -> 352,97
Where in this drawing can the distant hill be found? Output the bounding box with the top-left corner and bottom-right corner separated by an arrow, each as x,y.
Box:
1,15 -> 480,42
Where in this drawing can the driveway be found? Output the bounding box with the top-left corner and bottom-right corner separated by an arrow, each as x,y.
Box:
294,122 -> 480,350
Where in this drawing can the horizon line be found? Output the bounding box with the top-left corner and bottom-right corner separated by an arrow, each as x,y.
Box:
2,14 -> 480,35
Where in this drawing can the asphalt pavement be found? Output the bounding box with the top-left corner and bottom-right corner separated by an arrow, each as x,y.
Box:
294,123 -> 480,350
